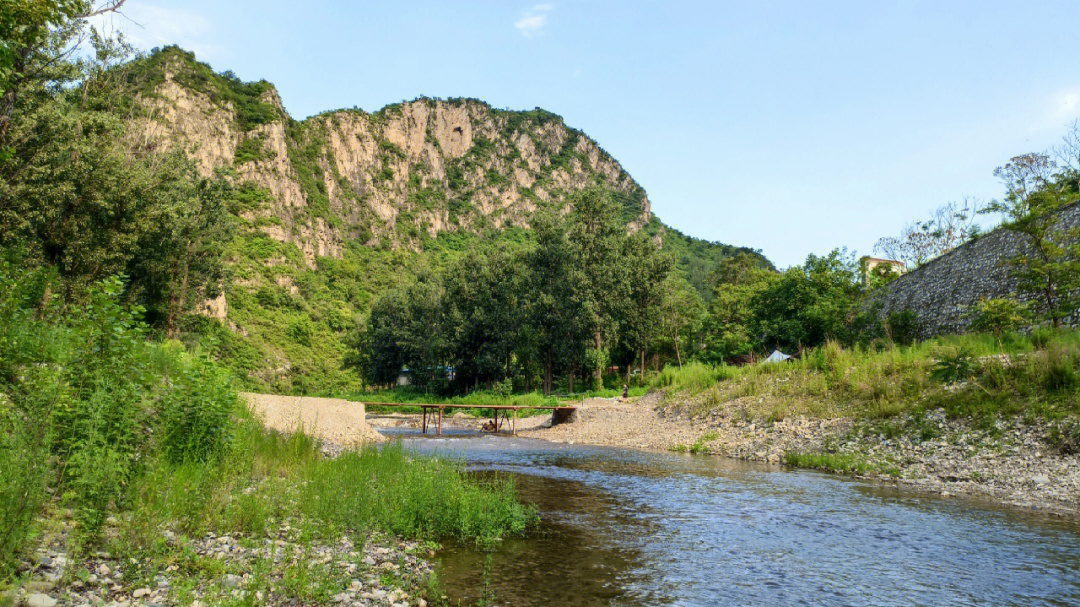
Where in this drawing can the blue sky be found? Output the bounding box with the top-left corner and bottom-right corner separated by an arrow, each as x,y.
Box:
93,1 -> 1080,268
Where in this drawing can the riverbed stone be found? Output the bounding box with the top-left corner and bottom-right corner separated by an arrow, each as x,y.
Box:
24,592 -> 58,607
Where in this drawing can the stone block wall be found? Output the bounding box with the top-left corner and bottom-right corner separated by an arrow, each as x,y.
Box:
868,202 -> 1080,338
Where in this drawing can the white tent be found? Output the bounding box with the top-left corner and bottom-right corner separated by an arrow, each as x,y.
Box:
764,349 -> 792,363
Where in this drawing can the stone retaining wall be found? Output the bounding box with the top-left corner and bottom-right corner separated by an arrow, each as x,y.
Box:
868,202 -> 1080,337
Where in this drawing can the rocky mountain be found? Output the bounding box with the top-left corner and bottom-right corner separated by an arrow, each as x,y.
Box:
133,47 -> 653,266
125,47 -> 764,392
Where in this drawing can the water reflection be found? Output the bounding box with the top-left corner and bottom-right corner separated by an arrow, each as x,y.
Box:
393,432 -> 1080,607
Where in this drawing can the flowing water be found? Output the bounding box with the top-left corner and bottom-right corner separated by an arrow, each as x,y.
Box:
385,429 -> 1080,607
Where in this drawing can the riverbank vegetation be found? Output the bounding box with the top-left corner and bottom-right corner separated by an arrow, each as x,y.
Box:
0,262 -> 537,589
653,330 -> 1079,429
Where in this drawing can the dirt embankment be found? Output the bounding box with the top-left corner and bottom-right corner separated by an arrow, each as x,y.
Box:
241,392 -> 384,446
520,394 -> 1080,517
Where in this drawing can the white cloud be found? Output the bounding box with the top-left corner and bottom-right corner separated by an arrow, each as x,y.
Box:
515,4 -> 554,38
88,4 -> 224,61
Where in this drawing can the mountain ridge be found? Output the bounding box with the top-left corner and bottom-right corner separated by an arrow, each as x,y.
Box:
123,46 -> 769,391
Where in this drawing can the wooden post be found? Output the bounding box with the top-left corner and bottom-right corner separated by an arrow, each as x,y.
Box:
437,407 -> 443,435
513,409 -> 517,436
422,407 -> 428,434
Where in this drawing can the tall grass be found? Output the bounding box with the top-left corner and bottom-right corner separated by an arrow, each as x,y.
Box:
652,330 -> 1080,425
651,362 -> 734,393
300,443 -> 534,543
121,412 -> 538,558
0,267 -> 537,579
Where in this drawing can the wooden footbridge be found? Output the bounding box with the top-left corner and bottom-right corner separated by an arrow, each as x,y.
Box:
364,402 -> 578,436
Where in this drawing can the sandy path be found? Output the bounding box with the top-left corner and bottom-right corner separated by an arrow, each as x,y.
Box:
517,395 -> 705,449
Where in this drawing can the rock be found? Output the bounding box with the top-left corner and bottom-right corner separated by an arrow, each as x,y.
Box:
222,574 -> 242,588
1033,474 -> 1050,485
97,564 -> 111,576
24,593 -> 58,607
26,579 -> 56,592
133,588 -> 151,598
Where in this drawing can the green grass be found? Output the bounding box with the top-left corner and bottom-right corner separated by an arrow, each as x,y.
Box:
669,430 -> 721,455
355,387 -> 564,418
653,329 -> 1080,431
354,382 -> 650,419
783,451 -> 877,475
119,408 -> 538,553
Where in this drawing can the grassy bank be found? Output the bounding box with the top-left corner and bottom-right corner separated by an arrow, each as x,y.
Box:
651,329 -> 1080,437
353,384 -> 647,418
0,268 -> 538,600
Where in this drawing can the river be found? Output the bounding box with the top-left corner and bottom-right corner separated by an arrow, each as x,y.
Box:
386,429 -> 1080,606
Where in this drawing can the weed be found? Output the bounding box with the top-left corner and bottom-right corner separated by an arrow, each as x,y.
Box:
784,451 -> 876,475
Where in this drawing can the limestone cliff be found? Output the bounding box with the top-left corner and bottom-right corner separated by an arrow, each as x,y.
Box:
135,47 -> 651,267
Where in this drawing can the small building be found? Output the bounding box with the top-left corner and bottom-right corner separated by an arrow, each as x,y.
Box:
860,256 -> 906,285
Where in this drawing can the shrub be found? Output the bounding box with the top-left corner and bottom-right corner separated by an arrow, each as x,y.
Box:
1048,419 -> 1080,455
1040,345 -> 1079,392
0,393 -> 52,576
158,349 -> 238,464
886,310 -> 921,346
929,348 -> 978,385
1031,326 -> 1056,349
968,298 -> 1031,346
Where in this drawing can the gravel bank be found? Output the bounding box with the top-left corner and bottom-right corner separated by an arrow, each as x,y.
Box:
517,394 -> 1080,516
6,519 -> 435,607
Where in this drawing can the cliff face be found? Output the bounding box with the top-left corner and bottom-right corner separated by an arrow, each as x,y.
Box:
135,48 -> 651,266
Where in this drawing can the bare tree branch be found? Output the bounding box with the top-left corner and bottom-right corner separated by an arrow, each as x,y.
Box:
874,197 -> 987,268
78,0 -> 128,19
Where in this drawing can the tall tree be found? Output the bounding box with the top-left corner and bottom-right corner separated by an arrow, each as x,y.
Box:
525,210 -> 586,396
750,249 -> 861,352
129,155 -> 233,336
620,231 -> 672,382
874,198 -> 985,268
443,245 -> 525,388
700,252 -> 777,362
986,153 -> 1080,327
359,272 -> 448,389
0,1 -> 127,143
657,274 -> 704,367
566,187 -> 630,390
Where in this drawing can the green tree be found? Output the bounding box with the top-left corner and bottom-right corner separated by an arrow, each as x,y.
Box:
700,252 -> 777,362
442,244 -> 525,388
657,274 -> 704,367
359,272 -> 447,389
986,153 -> 1080,327
750,249 -> 860,352
968,297 -> 1031,349
0,1 -> 127,142
129,155 -> 233,336
525,210 -> 587,396
566,187 -> 629,389
619,231 -> 673,381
